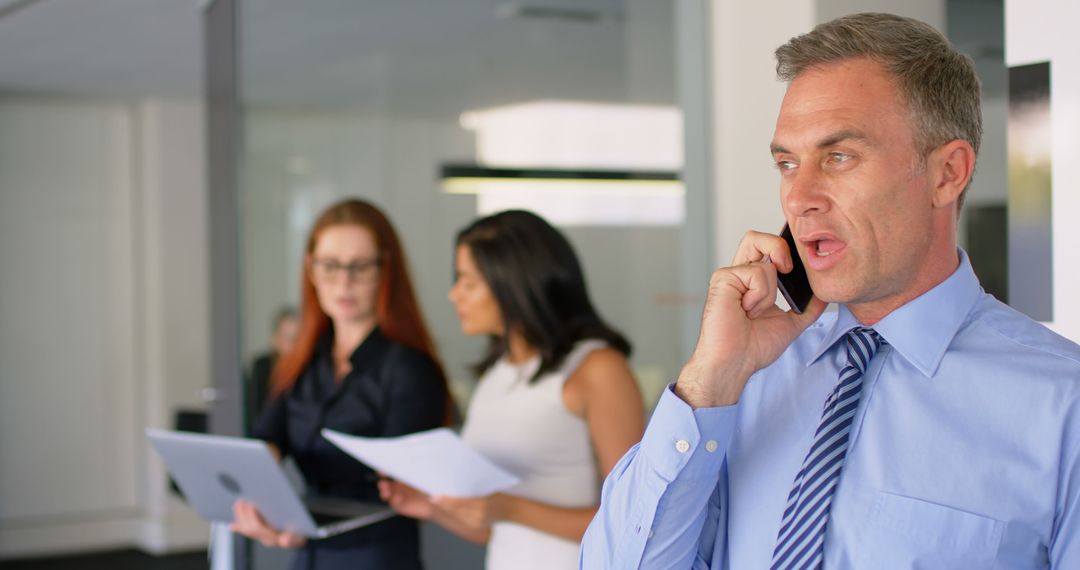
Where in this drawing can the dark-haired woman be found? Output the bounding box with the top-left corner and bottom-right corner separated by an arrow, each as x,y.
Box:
231,198 -> 450,570
380,210 -> 644,569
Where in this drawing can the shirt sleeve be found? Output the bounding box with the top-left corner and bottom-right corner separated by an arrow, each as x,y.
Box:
380,349 -> 447,437
580,384 -> 737,569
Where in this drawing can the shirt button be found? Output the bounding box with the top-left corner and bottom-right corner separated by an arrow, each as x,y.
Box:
675,439 -> 690,453
705,439 -> 718,453
648,530 -> 654,539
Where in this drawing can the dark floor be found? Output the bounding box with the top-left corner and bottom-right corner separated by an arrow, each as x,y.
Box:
0,549 -> 208,570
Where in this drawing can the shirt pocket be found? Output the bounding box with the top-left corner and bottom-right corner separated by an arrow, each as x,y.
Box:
854,491 -> 1004,569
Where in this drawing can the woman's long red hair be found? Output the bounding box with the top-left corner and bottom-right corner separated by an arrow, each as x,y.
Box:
270,199 -> 452,423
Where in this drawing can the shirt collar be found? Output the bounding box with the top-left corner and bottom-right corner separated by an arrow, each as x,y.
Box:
806,249 -> 982,378
318,325 -> 388,371
348,325 -> 387,369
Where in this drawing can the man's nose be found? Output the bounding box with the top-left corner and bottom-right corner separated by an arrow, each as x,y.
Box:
783,164 -> 830,217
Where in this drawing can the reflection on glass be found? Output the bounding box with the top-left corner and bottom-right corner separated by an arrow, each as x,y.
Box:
449,100 -> 684,225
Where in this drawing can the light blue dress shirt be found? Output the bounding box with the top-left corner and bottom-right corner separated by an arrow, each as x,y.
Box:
582,252 -> 1080,569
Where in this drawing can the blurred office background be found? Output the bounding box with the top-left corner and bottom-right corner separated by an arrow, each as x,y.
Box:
2,0 -> 1077,568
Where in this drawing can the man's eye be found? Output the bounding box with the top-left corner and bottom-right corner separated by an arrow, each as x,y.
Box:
775,160 -> 797,171
828,152 -> 851,164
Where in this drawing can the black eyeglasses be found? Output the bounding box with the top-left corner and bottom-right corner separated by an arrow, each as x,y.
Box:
311,258 -> 381,282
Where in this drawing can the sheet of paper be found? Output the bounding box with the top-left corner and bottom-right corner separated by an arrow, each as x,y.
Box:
322,427 -> 521,497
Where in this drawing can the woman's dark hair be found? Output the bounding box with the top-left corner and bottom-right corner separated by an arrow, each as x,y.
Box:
455,210 -> 631,381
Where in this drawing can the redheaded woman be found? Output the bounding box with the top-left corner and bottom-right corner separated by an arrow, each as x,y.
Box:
232,198 -> 450,570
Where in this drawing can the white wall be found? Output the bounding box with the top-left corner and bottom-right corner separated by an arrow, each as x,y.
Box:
0,97 -> 210,558
135,99 -> 214,554
708,3 -> 815,264
0,97 -> 141,554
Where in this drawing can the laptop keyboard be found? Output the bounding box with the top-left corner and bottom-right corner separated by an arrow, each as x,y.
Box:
310,511 -> 350,526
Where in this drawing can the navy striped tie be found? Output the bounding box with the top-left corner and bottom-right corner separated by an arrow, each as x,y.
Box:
770,327 -> 883,570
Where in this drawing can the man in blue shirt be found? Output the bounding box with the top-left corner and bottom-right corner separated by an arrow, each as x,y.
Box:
581,12 -> 1080,569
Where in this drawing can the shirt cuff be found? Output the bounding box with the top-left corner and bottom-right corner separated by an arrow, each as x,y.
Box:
639,383 -> 737,482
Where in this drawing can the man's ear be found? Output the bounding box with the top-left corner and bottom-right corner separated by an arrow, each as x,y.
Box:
929,139 -> 976,209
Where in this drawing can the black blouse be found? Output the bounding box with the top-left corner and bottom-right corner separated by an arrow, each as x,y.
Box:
253,326 -> 445,564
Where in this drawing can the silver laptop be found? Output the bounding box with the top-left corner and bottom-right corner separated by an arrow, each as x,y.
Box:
146,428 -> 395,539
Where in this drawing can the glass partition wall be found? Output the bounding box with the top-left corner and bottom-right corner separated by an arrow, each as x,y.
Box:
233,1 -> 701,568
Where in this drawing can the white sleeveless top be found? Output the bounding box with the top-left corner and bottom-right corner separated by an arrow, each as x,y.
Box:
461,340 -> 606,570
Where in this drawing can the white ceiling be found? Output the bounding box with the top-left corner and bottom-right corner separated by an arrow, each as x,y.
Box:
0,0 -> 662,120
0,0 -> 203,98
238,0 -> 644,117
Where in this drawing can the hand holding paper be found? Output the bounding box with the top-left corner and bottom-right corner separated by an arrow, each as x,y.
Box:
322,428 -> 520,497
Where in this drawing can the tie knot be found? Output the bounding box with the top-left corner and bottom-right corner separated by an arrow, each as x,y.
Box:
845,327 -> 883,374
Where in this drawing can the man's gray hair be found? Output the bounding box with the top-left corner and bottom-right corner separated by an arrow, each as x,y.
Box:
776,13 -> 982,204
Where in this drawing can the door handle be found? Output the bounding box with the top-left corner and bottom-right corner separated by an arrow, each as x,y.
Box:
198,387 -> 221,403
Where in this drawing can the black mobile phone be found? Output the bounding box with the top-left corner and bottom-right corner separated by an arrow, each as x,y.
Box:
777,224 -> 813,314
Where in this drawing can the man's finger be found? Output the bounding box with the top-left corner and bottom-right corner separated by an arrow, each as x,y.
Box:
726,262 -> 778,314
733,231 -> 792,271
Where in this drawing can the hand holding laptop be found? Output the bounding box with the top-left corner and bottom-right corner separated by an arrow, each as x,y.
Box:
231,499 -> 306,548
145,429 -> 395,540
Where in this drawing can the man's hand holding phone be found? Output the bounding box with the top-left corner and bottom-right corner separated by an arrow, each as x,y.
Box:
675,229 -> 827,409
